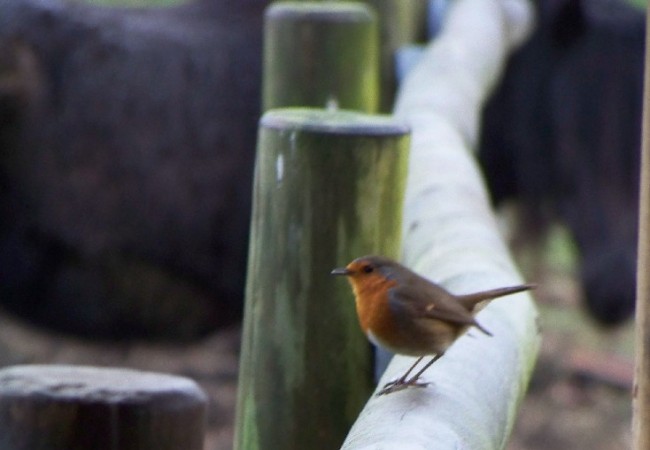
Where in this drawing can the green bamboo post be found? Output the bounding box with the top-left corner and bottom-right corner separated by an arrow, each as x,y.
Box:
262,2 -> 379,112
0,365 -> 207,450
234,108 -> 410,450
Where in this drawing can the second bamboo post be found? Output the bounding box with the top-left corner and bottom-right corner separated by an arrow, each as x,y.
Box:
263,2 -> 379,112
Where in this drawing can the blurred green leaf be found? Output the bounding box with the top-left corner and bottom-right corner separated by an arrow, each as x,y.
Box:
625,0 -> 647,9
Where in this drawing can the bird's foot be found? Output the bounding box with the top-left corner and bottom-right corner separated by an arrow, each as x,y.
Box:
376,377 -> 429,396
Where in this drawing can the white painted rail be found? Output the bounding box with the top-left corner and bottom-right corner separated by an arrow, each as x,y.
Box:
341,1 -> 539,448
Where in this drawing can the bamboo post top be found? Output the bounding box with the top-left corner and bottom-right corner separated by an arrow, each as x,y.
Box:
263,3 -> 379,113
0,365 -> 206,402
261,108 -> 410,136
266,2 -> 375,22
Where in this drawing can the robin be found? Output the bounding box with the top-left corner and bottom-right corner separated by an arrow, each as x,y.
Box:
331,255 -> 535,395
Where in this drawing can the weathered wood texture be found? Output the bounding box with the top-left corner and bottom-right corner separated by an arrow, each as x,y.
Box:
341,0 -> 539,449
0,365 -> 207,450
234,108 -> 409,450
633,6 -> 650,449
263,2 -> 379,112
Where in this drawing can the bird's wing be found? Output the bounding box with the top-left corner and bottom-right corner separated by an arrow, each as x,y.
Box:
388,283 -> 492,335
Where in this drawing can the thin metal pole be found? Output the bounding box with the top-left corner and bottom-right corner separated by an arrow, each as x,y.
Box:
632,6 -> 650,449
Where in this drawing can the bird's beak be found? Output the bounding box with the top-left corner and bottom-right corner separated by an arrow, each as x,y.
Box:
331,267 -> 351,276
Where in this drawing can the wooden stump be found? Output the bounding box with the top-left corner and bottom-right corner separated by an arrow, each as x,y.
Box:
0,365 -> 207,450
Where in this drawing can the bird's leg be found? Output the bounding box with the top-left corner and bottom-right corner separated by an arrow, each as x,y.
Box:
405,352 -> 444,384
377,356 -> 424,396
376,353 -> 444,396
384,356 -> 423,385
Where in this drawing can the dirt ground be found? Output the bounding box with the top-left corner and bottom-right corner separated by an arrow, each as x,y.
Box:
0,240 -> 635,449
507,264 -> 634,449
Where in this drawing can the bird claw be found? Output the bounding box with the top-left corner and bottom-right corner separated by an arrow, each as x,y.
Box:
376,377 -> 430,396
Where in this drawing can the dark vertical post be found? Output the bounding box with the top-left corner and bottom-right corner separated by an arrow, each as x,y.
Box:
234,108 -> 409,450
364,0 -> 427,111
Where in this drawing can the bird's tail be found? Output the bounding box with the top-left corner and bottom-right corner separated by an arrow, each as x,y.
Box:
457,283 -> 536,310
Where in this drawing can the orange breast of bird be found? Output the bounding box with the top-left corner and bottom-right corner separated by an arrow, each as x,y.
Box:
349,273 -> 458,356
349,273 -> 406,353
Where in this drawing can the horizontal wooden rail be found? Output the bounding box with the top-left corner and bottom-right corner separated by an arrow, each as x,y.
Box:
341,0 -> 539,448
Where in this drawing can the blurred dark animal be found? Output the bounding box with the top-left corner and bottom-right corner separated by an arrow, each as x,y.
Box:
0,0 -> 267,339
479,0 -> 643,326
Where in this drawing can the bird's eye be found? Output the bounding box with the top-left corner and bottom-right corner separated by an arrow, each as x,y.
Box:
362,265 -> 374,274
